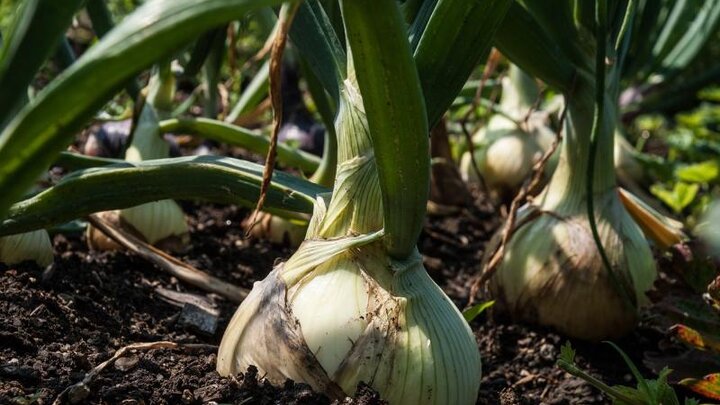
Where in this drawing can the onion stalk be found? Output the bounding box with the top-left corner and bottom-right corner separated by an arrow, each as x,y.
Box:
218,75 -> 481,403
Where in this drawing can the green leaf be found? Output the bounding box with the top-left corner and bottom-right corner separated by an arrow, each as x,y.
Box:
605,341 -> 656,405
226,59 -> 270,123
494,2 -> 576,92
158,117 -> 321,173
675,160 -> 720,183
559,341 -> 576,363
0,0 -> 84,126
0,155 -> 327,236
462,300 -> 494,322
290,1 -> 346,103
85,0 -> 115,37
650,182 -> 699,213
653,0 -> 720,81
413,0 -> 511,126
0,0 -> 289,221
299,56 -> 337,187
341,0 -> 429,259
53,152 -> 124,171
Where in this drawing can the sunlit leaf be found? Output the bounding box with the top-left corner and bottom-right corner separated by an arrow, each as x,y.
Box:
675,160 -> 720,183
650,182 -> 699,213
680,373 -> 720,401
462,300 -> 494,322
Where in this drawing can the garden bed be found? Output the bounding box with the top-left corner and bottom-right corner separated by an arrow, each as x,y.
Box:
0,198 -> 678,404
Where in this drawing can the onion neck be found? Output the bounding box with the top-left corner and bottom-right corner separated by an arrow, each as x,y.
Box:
537,78 -> 618,212
308,78 -> 384,239
502,64 -> 539,115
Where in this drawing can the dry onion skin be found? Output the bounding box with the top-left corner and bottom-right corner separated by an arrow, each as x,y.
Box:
217,80 -> 481,404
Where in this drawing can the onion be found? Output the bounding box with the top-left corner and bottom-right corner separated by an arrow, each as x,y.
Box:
217,80 -> 480,404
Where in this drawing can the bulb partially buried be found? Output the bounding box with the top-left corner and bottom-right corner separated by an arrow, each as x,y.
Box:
217,197 -> 481,404
218,80 -> 481,404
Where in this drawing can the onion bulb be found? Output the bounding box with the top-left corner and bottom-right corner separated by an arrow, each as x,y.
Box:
88,65 -> 189,251
489,87 -> 657,340
0,230 -> 53,267
460,66 -> 556,195
218,80 -> 481,404
244,211 -> 308,247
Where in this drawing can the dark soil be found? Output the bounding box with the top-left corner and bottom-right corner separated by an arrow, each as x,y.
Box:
0,196 -> 694,405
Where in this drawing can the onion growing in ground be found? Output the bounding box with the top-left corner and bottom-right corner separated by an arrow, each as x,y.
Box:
489,78 -> 657,340
88,64 -> 189,251
0,180 -> 54,267
217,78 -> 481,404
460,65 -> 555,196
0,229 -> 53,267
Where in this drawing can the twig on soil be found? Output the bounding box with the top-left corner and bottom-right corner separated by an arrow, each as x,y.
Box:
246,3 -> 301,237
87,213 -> 248,303
468,100 -> 569,305
52,341 -> 216,405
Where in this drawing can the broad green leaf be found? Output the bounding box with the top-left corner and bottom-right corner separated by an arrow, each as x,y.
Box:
462,300 -> 495,322
675,160 -> 720,183
202,25 -> 227,119
413,0 -> 512,126
0,155 -> 326,237
0,0 -> 84,126
183,28 -> 226,78
158,118 -> 321,173
650,182 -> 699,213
342,0 -> 429,259
0,0 -> 289,221
517,0 -> 587,69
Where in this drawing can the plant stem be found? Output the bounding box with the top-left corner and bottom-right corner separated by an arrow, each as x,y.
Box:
557,360 -> 645,405
536,80 -> 617,212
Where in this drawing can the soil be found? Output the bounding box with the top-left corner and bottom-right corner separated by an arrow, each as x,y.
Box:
0,193 -> 700,405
